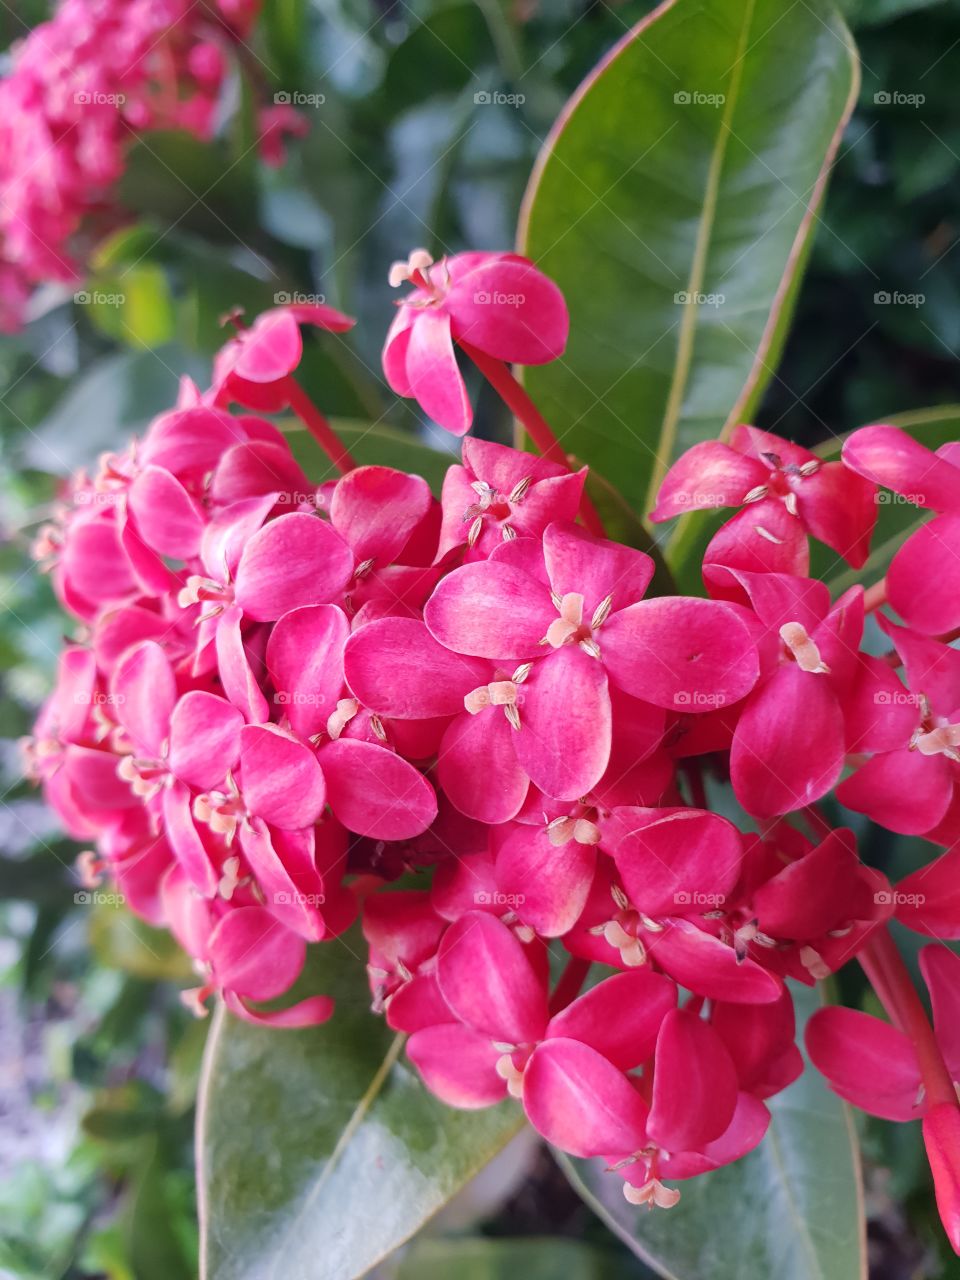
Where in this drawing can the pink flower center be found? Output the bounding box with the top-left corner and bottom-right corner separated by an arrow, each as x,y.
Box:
545,591 -> 612,658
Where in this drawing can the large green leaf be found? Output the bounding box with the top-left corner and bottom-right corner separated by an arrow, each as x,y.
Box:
196,933 -> 524,1280
518,0 -> 859,514
394,1236 -> 646,1279
556,983 -> 866,1280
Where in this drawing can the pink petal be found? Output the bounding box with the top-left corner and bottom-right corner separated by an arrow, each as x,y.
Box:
344,617 -> 485,718
330,466 -> 433,563
210,440 -> 310,507
448,257 -> 568,364
382,307 -> 416,397
842,424 -> 960,512
239,821 -> 328,941
651,1092 -> 770,1177
234,512 -> 354,621
650,441 -> 767,522
168,691 -> 244,790
522,1037 -> 648,1158
318,738 -> 438,838
438,712 -> 530,824
233,310 -> 302,382
514,646 -> 612,801
730,665 -> 845,818
406,1024 -> 506,1108
897,850 -> 960,939
649,921 -> 782,1003
806,1007 -> 921,1121
405,308 -> 472,435
543,522 -> 653,616
610,808 -> 744,917
752,829 -> 870,940
110,640 -> 176,757
424,561 -> 554,658
920,947 -> 960,1078
887,515 -> 960,635
648,1009 -> 738,1151
547,969 -> 677,1070
711,991 -> 803,1099
437,910 -> 548,1043
215,605 -> 270,724
793,461 -> 876,568
837,747 -> 953,836
162,780 -> 219,896
128,465 -> 204,559
494,823 -> 596,937
602,597 -> 758,711
923,1104 -> 960,1254
266,604 -> 349,737
240,723 -> 326,829
208,906 -> 306,1001
704,501 -> 809,576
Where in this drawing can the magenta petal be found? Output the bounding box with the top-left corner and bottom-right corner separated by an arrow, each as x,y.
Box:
266,604 -> 349,738
168,692 -> 243,791
649,921 -> 782,1003
128,465 -> 203,558
650,441 -> 766,522
837,747 -> 953,836
439,712 -> 529,824
806,1007 -> 921,1121
240,723 -> 326,829
648,1009 -> 738,1151
610,808 -> 744,916
495,824 -> 595,937
235,512 -> 354,621
407,1024 -> 506,1108
522,1038 -> 648,1158
344,617 -> 486,718
515,646 -> 612,801
704,502 -> 810,577
448,257 -> 568,364
238,821 -> 327,941
657,1093 -> 771,1178
318,738 -> 438,839
920,947 -> 960,1078
731,666 -> 845,818
603,597 -> 758,711
331,465 -> 432,563
793,461 -> 877,568
843,424 -> 960,512
543,522 -> 653,615
233,311 -> 302,382
210,440 -> 310,507
226,993 -> 335,1028
922,1104 -> 960,1255
405,308 -> 472,435
424,561 -> 554,658
381,307 -> 416,397
110,640 -> 176,757
208,906 -> 305,1001
162,781 -> 219,896
437,910 -> 548,1043
887,515 -> 960,635
547,969 -> 677,1070
215,605 -> 269,724
897,851 -> 960,939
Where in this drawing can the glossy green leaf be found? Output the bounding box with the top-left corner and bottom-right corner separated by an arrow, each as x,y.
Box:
518,0 -> 859,514
556,983 -> 866,1280
394,1236 -> 644,1280
197,934 -> 524,1280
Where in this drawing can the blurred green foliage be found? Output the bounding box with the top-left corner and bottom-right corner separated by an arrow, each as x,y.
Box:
2,0 -> 960,1274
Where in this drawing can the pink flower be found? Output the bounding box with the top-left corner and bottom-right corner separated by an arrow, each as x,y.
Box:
836,617 -> 960,838
437,438 -> 585,559
843,424 -> 960,635
651,425 -> 877,572
382,250 -> 568,435
807,946 -> 960,1251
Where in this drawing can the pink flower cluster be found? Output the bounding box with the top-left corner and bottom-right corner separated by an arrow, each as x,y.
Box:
0,0 -> 295,331
25,248 -> 960,1229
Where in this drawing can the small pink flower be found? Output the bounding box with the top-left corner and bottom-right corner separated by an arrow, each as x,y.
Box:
382,249 -> 568,435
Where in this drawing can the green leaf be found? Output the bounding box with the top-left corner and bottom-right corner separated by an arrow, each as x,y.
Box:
556,983 -> 866,1280
395,1236 -> 643,1279
284,419 -> 456,494
518,0 -> 859,515
197,933 -> 525,1280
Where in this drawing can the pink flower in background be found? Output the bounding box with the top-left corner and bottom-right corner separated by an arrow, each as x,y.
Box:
382,249 -> 569,434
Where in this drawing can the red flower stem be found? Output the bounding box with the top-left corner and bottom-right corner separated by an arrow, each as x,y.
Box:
863,578 -> 887,614
284,377 -> 357,475
548,954 -> 591,1016
458,340 -> 606,538
860,926 -> 957,1109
